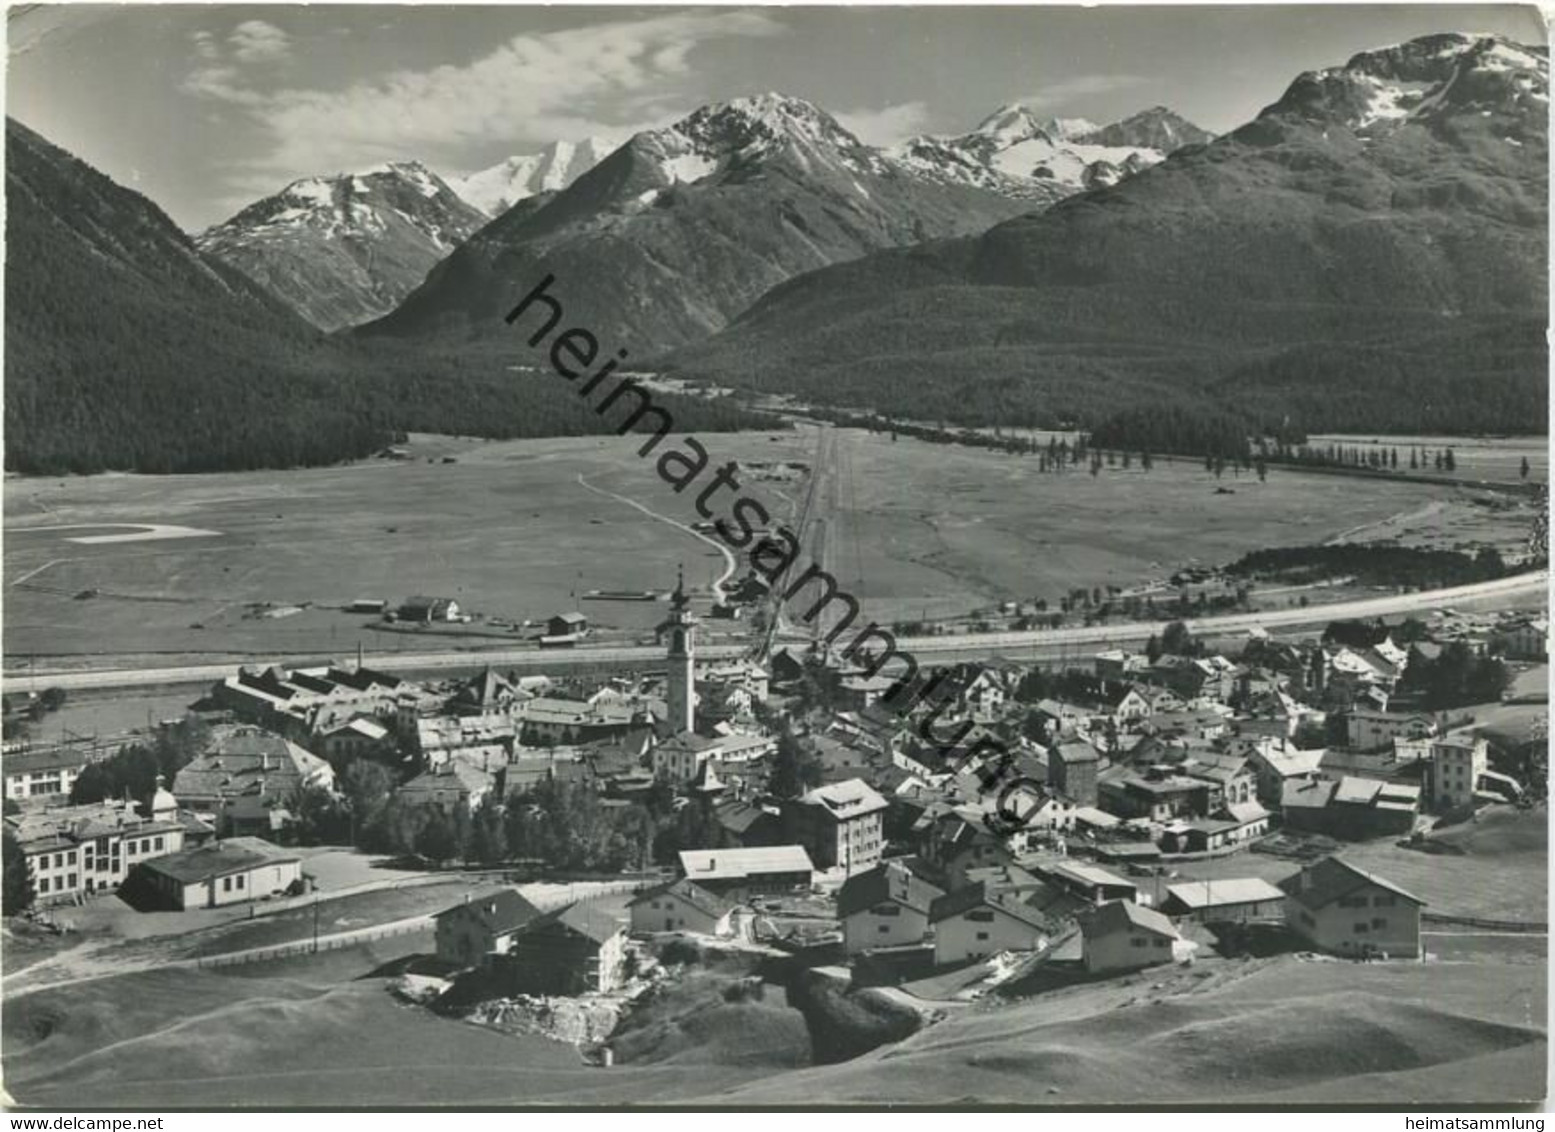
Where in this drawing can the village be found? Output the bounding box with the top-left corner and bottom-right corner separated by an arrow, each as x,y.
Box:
2,549 -> 1546,1073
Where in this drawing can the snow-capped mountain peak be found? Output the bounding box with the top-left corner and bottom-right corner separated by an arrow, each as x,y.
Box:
449,137 -> 620,217
195,162 -> 487,331
1265,32 -> 1548,132
889,102 -> 1212,202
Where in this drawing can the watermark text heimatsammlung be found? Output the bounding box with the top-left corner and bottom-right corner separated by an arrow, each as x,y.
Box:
506,273 -> 1046,830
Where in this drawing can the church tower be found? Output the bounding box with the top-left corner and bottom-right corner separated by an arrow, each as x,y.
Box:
659,568 -> 697,734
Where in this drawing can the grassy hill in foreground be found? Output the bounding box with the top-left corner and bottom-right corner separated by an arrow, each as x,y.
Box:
4,945 -> 1543,1106
698,956 -> 1546,1106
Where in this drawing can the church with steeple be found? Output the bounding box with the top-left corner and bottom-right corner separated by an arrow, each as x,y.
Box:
650,568 -> 776,784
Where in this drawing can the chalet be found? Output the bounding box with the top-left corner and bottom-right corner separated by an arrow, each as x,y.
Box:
1182,754 -> 1257,808
785,778 -> 888,874
491,901 -> 629,996
1279,857 -> 1425,958
677,845 -> 814,899
1244,743 -> 1326,806
434,888 -> 543,968
928,882 -> 1050,965
836,861 -> 943,954
1081,900 -> 1188,974
628,878 -> 737,937
921,809 -> 1015,887
1160,878 -> 1285,924
131,836 -> 302,910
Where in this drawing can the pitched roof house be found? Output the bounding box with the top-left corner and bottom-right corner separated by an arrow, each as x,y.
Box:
928,881 -> 1050,966
1081,899 -> 1188,973
628,877 -> 737,937
836,860 -> 944,954
1279,856 -> 1425,958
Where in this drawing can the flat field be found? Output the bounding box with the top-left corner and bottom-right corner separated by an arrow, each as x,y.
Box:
4,428 -> 1527,665
813,428 -> 1518,623
1309,433 -> 1548,485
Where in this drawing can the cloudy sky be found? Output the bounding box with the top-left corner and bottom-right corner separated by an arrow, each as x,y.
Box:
9,3 -> 1546,231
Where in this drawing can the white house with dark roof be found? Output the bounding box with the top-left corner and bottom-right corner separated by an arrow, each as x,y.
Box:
836,860 -> 943,954
132,836 -> 302,910
434,887 -> 543,967
628,877 -> 737,937
1279,856 -> 1425,958
928,881 -> 1050,965
1081,899 -> 1189,973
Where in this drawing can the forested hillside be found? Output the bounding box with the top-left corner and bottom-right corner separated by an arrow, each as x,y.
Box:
5,120 -> 768,475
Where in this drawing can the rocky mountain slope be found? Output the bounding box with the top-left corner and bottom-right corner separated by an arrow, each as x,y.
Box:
5,122 -> 765,474
448,138 -> 618,216
663,34 -> 1548,440
196,162 -> 487,331
360,94 -> 1049,352
4,118 -> 389,472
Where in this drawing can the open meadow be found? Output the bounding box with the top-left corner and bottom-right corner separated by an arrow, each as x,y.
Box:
5,428 -> 1531,667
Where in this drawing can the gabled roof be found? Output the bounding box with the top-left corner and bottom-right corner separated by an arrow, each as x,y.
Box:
628,877 -> 736,920
837,861 -> 943,918
1279,856 -> 1425,911
1082,899 -> 1179,940
434,887 -> 542,934
928,881 -> 1049,931
516,899 -> 626,946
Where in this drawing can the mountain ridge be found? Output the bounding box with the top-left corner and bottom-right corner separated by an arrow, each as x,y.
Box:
196,161 -> 488,331
660,33 -> 1548,441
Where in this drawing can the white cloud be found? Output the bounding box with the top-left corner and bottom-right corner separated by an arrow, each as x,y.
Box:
834,100 -> 932,147
187,10 -> 785,190
182,23 -> 286,106
228,20 -> 291,65
1022,74 -> 1148,107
